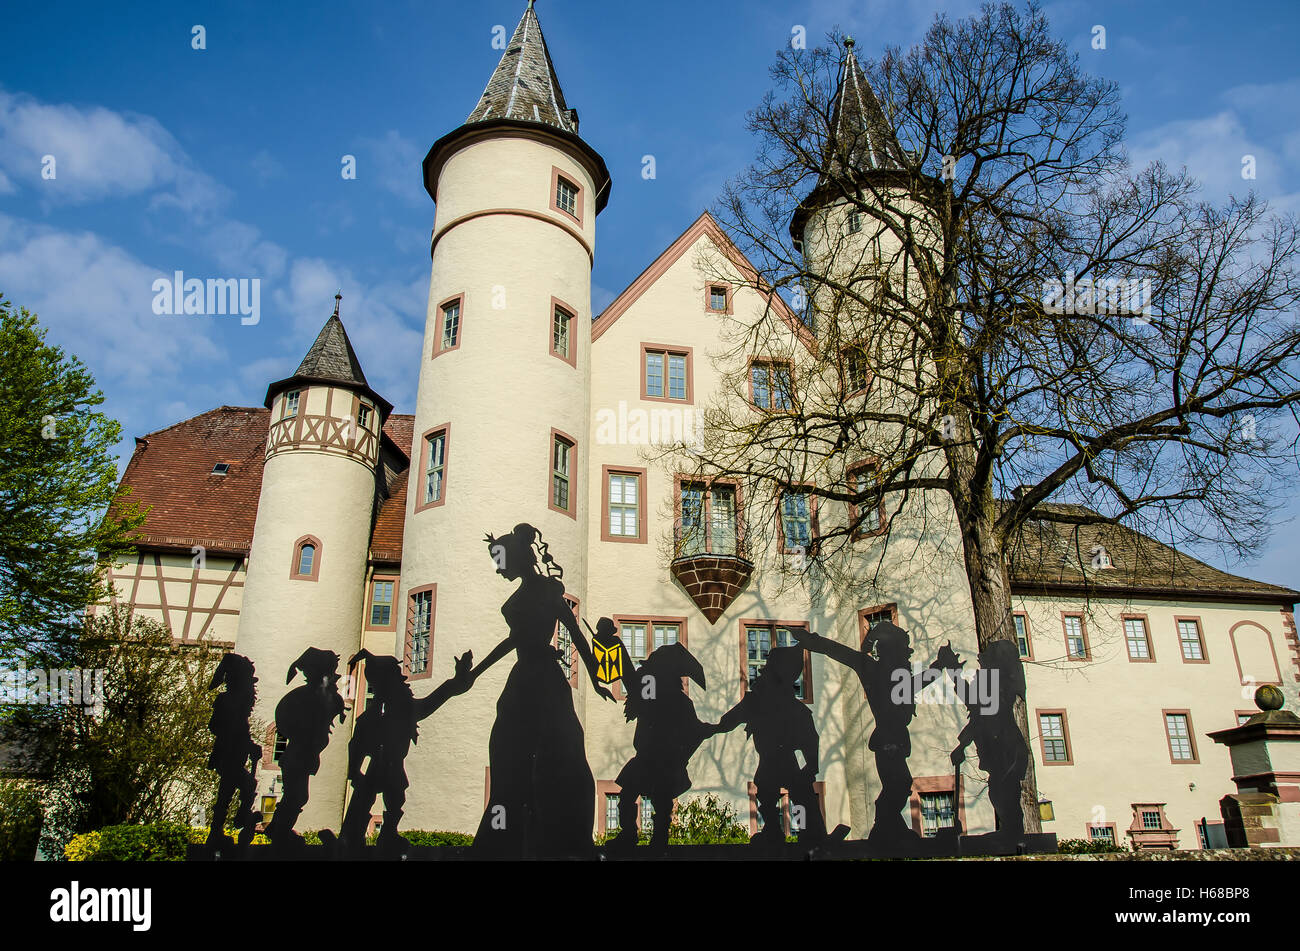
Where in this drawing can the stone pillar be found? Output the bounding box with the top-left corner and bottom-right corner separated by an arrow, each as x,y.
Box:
1208,684 -> 1300,848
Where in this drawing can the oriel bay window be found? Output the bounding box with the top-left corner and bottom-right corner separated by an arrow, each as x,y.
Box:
677,480 -> 740,556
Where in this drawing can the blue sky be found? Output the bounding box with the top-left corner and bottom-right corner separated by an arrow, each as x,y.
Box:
1,0 -> 1298,587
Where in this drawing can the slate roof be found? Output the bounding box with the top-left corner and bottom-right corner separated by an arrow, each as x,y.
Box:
1006,503 -> 1298,604
828,39 -> 907,176
116,408 -> 414,557
295,313 -> 369,387
466,0 -> 577,133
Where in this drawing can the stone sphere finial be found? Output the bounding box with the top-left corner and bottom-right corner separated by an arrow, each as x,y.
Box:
1255,683 -> 1285,712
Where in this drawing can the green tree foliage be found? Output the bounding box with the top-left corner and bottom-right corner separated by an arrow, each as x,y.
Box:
0,779 -> 44,859
0,294 -> 143,660
24,606 -> 222,857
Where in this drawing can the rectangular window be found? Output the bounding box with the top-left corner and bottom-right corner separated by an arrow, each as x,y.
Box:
441,299 -> 461,351
643,346 -> 690,401
1039,712 -> 1070,763
551,433 -> 574,514
621,622 -> 648,663
369,580 -> 394,628
605,794 -> 620,833
709,285 -> 729,312
780,490 -> 813,552
750,361 -> 793,410
356,404 -> 372,431
607,471 -> 640,538
553,594 -> 578,685
1164,712 -> 1197,762
849,464 -> 881,537
1063,614 -> 1088,660
1089,825 -> 1116,845
842,346 -> 870,393
1177,619 -> 1205,661
919,792 -> 956,838
1124,616 -> 1152,660
424,430 -> 446,505
283,390 -> 300,418
678,481 -> 738,557
1013,613 -> 1031,659
408,589 -> 432,676
1141,810 -> 1161,830
553,305 -> 571,360
847,209 -> 862,234
745,622 -> 809,702
556,177 -> 578,217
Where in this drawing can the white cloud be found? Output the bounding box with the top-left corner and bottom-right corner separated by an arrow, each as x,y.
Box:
0,89 -> 228,214
357,129 -> 426,206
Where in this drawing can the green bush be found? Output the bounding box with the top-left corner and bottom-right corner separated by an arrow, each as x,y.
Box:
596,793 -> 751,846
398,829 -> 474,848
1056,836 -> 1126,855
66,821 -> 194,861
0,781 -> 45,860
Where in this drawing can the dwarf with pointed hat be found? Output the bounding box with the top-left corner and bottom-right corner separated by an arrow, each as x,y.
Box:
264,647 -> 346,847
599,619 -> 712,853
339,648 -> 475,854
794,622 -> 959,848
205,653 -> 262,849
715,645 -> 829,848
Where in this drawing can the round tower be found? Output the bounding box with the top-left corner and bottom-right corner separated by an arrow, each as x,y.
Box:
397,0 -> 612,833
235,297 -> 393,831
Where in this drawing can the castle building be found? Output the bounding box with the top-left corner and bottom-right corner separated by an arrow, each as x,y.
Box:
107,2 -> 1300,847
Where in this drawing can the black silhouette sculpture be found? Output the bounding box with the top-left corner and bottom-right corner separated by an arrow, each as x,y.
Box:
943,639 -> 1029,839
794,623 -> 955,848
600,620 -> 712,854
264,647 -> 346,847
716,646 -> 831,848
470,524 -> 614,858
206,653 -> 262,848
339,649 -> 475,854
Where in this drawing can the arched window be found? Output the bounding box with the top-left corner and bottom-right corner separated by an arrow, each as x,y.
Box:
290,535 -> 322,581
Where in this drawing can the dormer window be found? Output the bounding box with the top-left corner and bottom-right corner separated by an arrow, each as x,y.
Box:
211,463 -> 230,476
283,391 -> 300,419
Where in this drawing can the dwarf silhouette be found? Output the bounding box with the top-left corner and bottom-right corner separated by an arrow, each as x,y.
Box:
205,653 -> 262,848
339,649 -> 475,854
795,623 -> 959,848
943,639 -> 1029,838
264,647 -> 346,846
716,646 -> 828,848
601,620 -> 711,854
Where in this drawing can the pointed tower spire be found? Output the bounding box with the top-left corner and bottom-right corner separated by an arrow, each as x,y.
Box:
828,37 -> 906,174
264,298 -> 393,416
466,0 -> 578,134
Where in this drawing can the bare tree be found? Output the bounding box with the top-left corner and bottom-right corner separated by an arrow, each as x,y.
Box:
677,1 -> 1300,831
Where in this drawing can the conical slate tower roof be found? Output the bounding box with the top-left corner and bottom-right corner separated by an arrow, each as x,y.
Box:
264,296 -> 392,415
465,0 -> 577,134
422,1 -> 611,211
827,38 -> 906,174
296,310 -> 369,387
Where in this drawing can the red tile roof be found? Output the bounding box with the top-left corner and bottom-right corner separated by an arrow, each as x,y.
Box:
116,406 -> 414,558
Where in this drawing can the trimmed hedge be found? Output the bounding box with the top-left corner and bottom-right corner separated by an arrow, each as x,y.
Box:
64,823 -> 471,859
